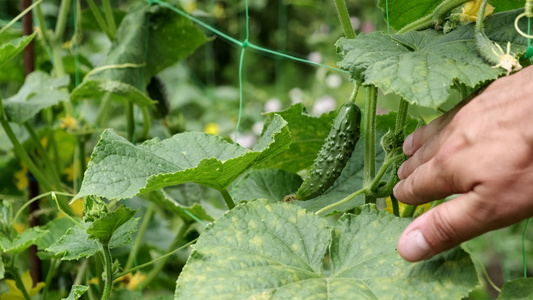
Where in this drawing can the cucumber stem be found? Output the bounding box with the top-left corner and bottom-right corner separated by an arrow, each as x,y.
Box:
398,0 -> 470,33
315,187 -> 367,215
220,189 -> 236,209
363,86 -> 377,204
100,244 -> 113,300
333,0 -> 356,39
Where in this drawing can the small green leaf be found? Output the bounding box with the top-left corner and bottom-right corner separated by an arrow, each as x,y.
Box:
0,33 -> 36,66
336,10 -> 527,108
0,226 -> 47,254
498,278 -> 533,300
175,201 -> 478,299
46,218 -> 138,260
86,205 -> 137,245
3,71 -> 70,124
76,114 -> 291,200
233,169 -> 303,203
61,285 -> 89,300
260,103 -> 335,172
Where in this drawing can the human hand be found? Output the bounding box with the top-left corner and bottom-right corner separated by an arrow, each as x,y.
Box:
393,65 -> 533,262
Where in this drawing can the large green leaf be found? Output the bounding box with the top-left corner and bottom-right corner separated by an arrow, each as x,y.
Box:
260,103 -> 335,172
175,200 -> 478,299
498,278 -> 533,300
233,169 -> 303,203
46,218 -> 138,260
3,71 -> 70,124
336,10 -> 528,108
0,33 -> 36,67
36,217 -> 77,259
377,0 -> 524,31
75,114 -> 291,200
70,79 -> 155,107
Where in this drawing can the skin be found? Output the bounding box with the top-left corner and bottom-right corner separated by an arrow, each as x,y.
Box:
393,65 -> 533,262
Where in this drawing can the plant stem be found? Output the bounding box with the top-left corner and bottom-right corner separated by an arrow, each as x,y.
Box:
333,0 -> 356,39
115,237 -> 199,278
0,0 -> 42,35
398,0 -> 470,33
23,123 -> 63,190
395,99 -> 409,134
140,220 -> 191,289
126,101 -> 135,142
95,93 -> 113,128
85,0 -> 112,39
10,258 -> 31,300
78,136 -> 87,181
349,83 -> 360,103
364,86 -> 378,204
125,203 -> 155,270
401,204 -> 417,218
391,195 -> 400,217
369,154 -> 404,193
41,258 -> 59,300
101,0 -> 117,38
100,244 -> 113,300
315,188 -> 367,215
139,106 -> 151,140
54,0 -> 71,40
220,189 -> 236,209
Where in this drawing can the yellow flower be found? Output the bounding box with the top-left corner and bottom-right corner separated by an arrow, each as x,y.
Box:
13,162 -> 28,191
13,223 -> 27,234
204,123 -> 220,135
57,198 -> 84,218
59,115 -> 78,130
214,3 -> 226,20
0,271 -> 45,300
62,41 -> 72,49
63,157 -> 90,182
88,277 -> 100,285
185,1 -> 196,13
384,197 -> 431,216
114,272 -> 146,290
460,0 -> 494,22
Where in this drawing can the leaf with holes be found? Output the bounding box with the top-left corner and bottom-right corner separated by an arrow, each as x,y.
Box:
75,114 -> 291,200
175,200 -> 478,299
336,10 -> 528,108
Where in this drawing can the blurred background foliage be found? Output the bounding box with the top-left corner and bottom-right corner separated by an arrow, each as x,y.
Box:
0,0 -> 531,299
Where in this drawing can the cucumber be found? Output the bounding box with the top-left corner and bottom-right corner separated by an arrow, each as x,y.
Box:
296,102 -> 361,200
147,75 -> 170,118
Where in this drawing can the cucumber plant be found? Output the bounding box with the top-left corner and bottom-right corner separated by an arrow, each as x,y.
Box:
0,0 -> 532,299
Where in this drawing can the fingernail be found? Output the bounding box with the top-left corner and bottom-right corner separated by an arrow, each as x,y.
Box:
399,229 -> 431,261
403,134 -> 414,156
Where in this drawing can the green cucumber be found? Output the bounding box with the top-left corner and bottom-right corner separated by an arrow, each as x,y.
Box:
296,102 -> 361,200
147,75 -> 170,119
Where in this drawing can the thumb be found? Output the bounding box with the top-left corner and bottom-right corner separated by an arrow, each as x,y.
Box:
397,193 -> 487,262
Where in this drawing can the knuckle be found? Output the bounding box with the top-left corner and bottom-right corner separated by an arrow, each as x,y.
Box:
426,206 -> 462,249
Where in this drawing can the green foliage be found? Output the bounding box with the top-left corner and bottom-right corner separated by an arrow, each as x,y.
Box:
86,205 -> 137,245
498,278 -> 533,300
0,33 -> 35,67
3,71 -> 70,123
0,226 -> 47,254
46,217 -> 138,260
337,9 -> 528,108
142,190 -> 214,222
76,114 -> 291,200
175,200 -> 478,299
61,285 -> 89,300
233,169 -> 303,203
261,103 -> 336,172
